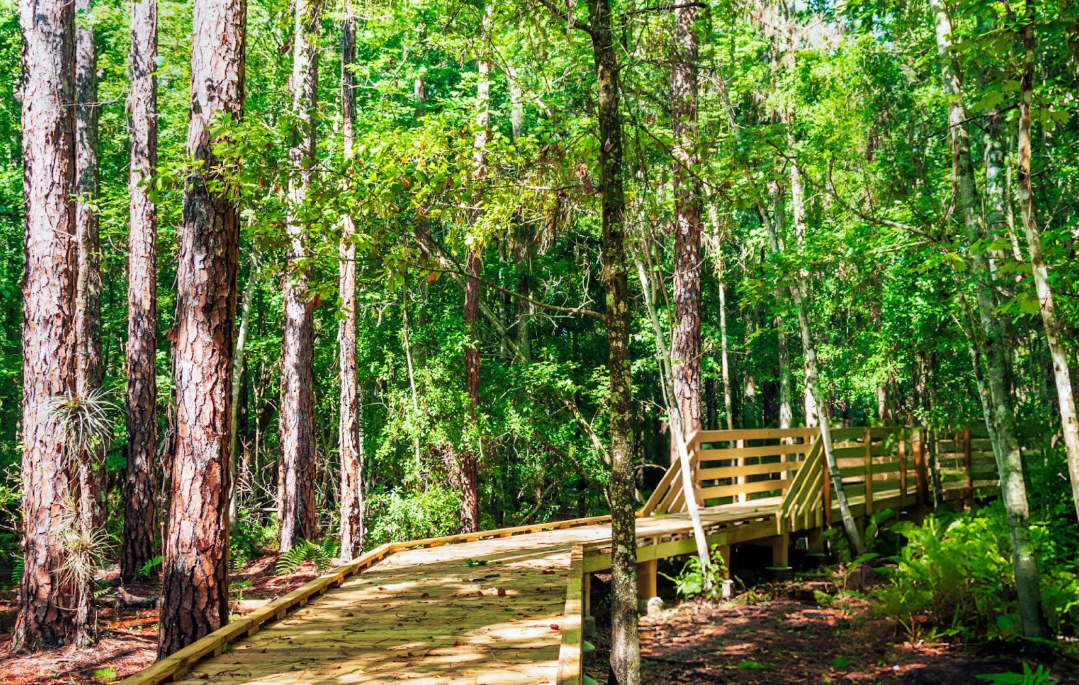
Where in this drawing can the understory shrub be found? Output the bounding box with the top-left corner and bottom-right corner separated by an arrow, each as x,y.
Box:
365,484 -> 461,547
872,503 -> 1079,640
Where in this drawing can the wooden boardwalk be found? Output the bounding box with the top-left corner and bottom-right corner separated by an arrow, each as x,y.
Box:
123,426 -> 995,685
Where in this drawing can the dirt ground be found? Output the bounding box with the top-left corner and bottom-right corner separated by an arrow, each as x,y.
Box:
4,563 -> 1078,684
593,588 -> 1079,685
0,555 -> 320,685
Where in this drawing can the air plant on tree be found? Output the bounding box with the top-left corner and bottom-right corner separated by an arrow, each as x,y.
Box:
43,387 -> 118,647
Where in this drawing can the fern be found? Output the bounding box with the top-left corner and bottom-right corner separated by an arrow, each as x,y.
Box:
275,539 -> 339,575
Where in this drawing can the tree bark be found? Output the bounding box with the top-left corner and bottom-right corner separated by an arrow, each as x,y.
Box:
339,0 -> 364,562
930,0 -> 1045,637
158,0 -> 245,657
122,0 -> 158,586
278,0 -> 324,553
586,0 -> 640,680
72,0 -> 102,647
13,0 -> 79,650
670,1 -> 703,460
1017,16 -> 1079,523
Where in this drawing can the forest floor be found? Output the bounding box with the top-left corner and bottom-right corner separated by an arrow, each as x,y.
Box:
0,555 -> 320,684
591,578 -> 1079,685
3,561 -> 1077,684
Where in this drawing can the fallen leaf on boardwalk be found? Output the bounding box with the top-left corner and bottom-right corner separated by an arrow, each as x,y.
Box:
550,624 -> 560,630
497,587 -> 507,596
420,592 -> 429,598
454,640 -> 464,646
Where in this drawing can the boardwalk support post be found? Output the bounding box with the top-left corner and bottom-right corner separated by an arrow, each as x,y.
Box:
637,559 -> 658,606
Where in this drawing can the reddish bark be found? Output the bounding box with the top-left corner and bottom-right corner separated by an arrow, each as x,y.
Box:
278,0 -> 325,553
122,0 -> 159,585
158,0 -> 245,657
13,0 -> 79,650
670,1 -> 703,457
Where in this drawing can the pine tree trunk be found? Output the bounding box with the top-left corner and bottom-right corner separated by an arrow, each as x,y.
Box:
278,0 -> 324,553
930,0 -> 1046,637
339,0 -> 364,562
158,0 -> 245,656
72,0 -> 101,646
1017,18 -> 1079,523
122,0 -> 158,586
670,1 -> 703,459
586,0 -> 640,680
13,0 -> 78,649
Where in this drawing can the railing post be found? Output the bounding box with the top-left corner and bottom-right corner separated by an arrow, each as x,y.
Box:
863,427 -> 873,516
963,426 -> 973,509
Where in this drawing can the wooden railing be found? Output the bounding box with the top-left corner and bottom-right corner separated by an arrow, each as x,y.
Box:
642,426 -> 998,526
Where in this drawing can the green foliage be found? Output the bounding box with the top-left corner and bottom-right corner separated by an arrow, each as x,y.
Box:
977,663 -> 1058,685
659,544 -> 729,600
139,555 -> 163,579
830,656 -> 854,669
92,668 -> 119,683
275,538 -> 340,576
872,505 -> 1079,640
365,485 -> 462,548
736,660 -> 773,670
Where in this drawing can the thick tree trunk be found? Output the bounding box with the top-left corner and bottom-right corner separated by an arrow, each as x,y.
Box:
930,0 -> 1045,637
158,0 -> 245,657
278,0 -> 324,553
122,0 -> 158,586
461,8 -> 490,533
586,0 -> 640,681
13,0 -> 78,650
670,1 -> 703,460
339,0 -> 364,561
1017,19 -> 1079,523
72,0 -> 101,647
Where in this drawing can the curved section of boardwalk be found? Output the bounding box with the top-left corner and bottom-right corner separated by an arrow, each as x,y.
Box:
124,426 -> 988,685
167,507 -> 771,685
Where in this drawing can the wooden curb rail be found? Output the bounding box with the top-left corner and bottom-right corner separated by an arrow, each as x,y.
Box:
120,514 -> 617,685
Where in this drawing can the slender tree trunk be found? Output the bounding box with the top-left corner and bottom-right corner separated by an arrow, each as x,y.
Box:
228,263 -> 256,520
461,6 -> 491,533
121,0 -> 158,586
761,162 -> 865,554
1017,17 -> 1079,523
278,0 -> 324,552
670,1 -> 703,460
930,0 -> 1046,637
586,0 -> 640,680
72,0 -> 101,647
339,0 -> 364,561
13,0 -> 78,650
158,0 -> 245,657
635,257 -> 711,585
719,277 -> 734,431
402,291 -> 422,472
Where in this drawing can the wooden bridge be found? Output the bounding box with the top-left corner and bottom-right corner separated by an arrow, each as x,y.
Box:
122,426 -> 997,685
